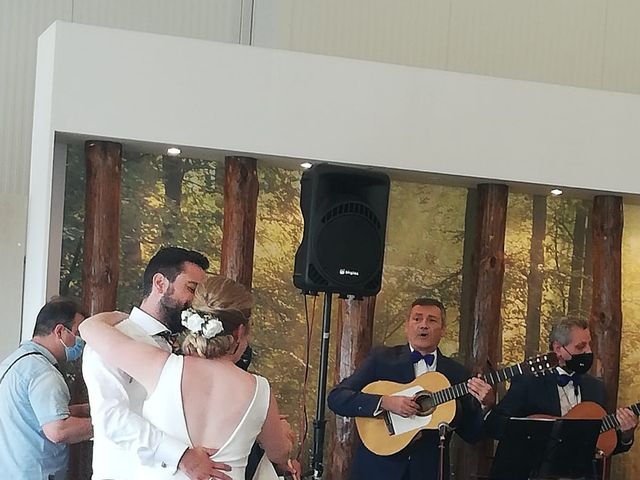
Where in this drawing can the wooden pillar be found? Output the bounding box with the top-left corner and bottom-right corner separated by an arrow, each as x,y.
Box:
457,183 -> 508,479
82,140 -> 122,314
326,296 -> 376,480
459,188 -> 478,364
71,140 -> 122,480
590,196 -> 623,411
220,156 -> 259,288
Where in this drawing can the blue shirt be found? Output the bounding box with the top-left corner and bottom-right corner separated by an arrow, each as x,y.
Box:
0,341 -> 71,479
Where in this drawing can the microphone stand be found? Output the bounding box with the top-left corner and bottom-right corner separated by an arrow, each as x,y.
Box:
438,422 -> 450,480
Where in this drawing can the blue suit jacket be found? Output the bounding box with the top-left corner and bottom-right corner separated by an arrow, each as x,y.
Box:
327,345 -> 484,480
484,371 -> 632,455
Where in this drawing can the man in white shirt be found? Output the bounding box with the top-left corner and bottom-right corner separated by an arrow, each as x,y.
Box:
83,246 -> 231,480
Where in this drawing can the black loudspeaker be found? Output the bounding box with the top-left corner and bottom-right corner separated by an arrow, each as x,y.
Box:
293,163 -> 390,297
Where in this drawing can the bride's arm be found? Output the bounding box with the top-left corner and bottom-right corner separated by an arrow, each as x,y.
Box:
256,392 -> 293,466
79,312 -> 169,394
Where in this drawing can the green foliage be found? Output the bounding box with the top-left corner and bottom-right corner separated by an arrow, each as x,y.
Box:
60,152 -> 640,477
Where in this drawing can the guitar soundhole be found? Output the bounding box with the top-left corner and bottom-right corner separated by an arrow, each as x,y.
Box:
414,390 -> 436,416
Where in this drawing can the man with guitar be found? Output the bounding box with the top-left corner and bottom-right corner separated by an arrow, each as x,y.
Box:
485,317 -> 638,463
328,297 -> 495,480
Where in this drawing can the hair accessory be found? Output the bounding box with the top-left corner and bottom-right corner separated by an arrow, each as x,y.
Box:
181,308 -> 224,339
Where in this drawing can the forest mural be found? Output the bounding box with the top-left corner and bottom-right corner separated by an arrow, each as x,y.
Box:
61,144 -> 640,478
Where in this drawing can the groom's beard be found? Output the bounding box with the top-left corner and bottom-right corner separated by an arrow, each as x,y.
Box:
159,293 -> 188,334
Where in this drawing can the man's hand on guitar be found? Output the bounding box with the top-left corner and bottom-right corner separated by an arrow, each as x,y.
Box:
616,407 -> 639,442
381,395 -> 419,417
467,376 -> 495,409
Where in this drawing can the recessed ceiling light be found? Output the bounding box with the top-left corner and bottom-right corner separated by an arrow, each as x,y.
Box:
167,147 -> 181,156
300,162 -> 313,169
550,188 -> 563,196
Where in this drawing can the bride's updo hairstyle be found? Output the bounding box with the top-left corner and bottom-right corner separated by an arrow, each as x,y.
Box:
181,275 -> 254,359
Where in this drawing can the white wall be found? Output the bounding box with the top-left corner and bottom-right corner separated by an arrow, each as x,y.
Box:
5,0 -> 640,354
0,0 -> 242,357
252,0 -> 640,94
23,21 -> 640,336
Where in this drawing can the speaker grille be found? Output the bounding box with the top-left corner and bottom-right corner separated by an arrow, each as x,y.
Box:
308,264 -> 329,286
321,202 -> 382,230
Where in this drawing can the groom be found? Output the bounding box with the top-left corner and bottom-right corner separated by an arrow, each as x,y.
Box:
83,247 -> 231,480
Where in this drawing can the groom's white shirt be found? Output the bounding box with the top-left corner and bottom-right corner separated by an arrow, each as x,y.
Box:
83,307 -> 188,479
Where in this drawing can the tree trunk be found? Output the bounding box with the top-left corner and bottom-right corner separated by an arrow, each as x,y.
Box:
220,156 -> 259,289
162,155 -> 185,244
73,140 -> 122,480
326,296 -> 376,480
456,184 -> 509,479
580,200 -> 593,319
459,188 -> 478,364
568,203 -> 588,315
525,195 -> 546,357
590,196 -> 623,411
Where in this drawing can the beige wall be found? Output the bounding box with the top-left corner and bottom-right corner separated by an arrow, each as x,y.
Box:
252,0 -> 640,94
0,0 -> 241,358
3,0 -> 640,353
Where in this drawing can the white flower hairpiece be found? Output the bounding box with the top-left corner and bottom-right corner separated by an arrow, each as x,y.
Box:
181,308 -> 224,339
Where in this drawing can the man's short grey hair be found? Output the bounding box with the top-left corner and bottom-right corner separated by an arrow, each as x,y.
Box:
548,317 -> 589,350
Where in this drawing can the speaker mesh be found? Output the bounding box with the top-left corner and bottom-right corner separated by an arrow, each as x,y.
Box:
314,201 -> 382,287
320,202 -> 381,230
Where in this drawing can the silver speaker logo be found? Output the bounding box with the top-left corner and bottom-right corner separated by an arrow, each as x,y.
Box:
339,268 -> 360,276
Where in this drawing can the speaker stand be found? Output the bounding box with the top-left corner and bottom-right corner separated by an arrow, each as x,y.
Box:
308,292 -> 332,479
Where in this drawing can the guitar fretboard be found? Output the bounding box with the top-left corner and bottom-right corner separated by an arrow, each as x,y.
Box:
601,402 -> 640,433
431,363 -> 525,407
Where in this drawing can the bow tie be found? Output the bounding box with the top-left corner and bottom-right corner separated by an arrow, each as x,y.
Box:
410,350 -> 435,366
557,373 -> 581,388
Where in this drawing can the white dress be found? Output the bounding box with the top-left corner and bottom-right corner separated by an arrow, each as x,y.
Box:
137,354 -> 271,480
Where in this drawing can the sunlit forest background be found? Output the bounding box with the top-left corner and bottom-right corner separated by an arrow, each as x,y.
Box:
61,144 -> 640,478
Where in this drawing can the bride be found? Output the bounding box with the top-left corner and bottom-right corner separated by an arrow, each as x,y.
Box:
79,276 -> 295,480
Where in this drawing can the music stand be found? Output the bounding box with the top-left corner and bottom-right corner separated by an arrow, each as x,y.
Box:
490,418 -> 601,480
537,418 -> 601,480
490,418 -> 553,480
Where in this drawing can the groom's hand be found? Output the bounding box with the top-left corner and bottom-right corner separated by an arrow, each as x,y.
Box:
179,446 -> 232,480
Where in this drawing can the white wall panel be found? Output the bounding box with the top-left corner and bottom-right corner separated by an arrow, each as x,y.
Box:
254,0 -> 451,69
72,0 -> 242,42
0,0 -> 72,196
0,194 -> 27,359
448,0 -> 608,88
602,0 -> 640,94
0,0 -> 71,358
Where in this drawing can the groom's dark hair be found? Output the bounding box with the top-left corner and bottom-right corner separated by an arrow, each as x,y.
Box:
142,247 -> 209,297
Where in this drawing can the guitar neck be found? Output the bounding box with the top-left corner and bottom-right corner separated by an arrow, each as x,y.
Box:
431,363 -> 525,407
601,402 -> 640,433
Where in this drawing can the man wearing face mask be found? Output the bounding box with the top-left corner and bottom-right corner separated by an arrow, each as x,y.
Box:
83,247 -> 232,480
0,297 -> 93,480
485,316 -> 638,456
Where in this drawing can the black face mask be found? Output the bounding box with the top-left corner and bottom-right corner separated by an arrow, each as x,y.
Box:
563,347 -> 593,374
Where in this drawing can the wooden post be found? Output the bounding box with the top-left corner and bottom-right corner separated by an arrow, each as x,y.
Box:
456,183 -> 508,479
220,156 -> 259,288
326,296 -> 376,480
72,140 -> 122,480
590,196 -> 623,411
82,140 -> 122,315
459,188 -> 478,364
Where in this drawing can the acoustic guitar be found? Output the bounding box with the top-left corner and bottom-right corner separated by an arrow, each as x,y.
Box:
531,401 -> 640,457
356,352 -> 559,456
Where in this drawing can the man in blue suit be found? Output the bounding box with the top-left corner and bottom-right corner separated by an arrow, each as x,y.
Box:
485,316 -> 637,477
328,297 -> 494,480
